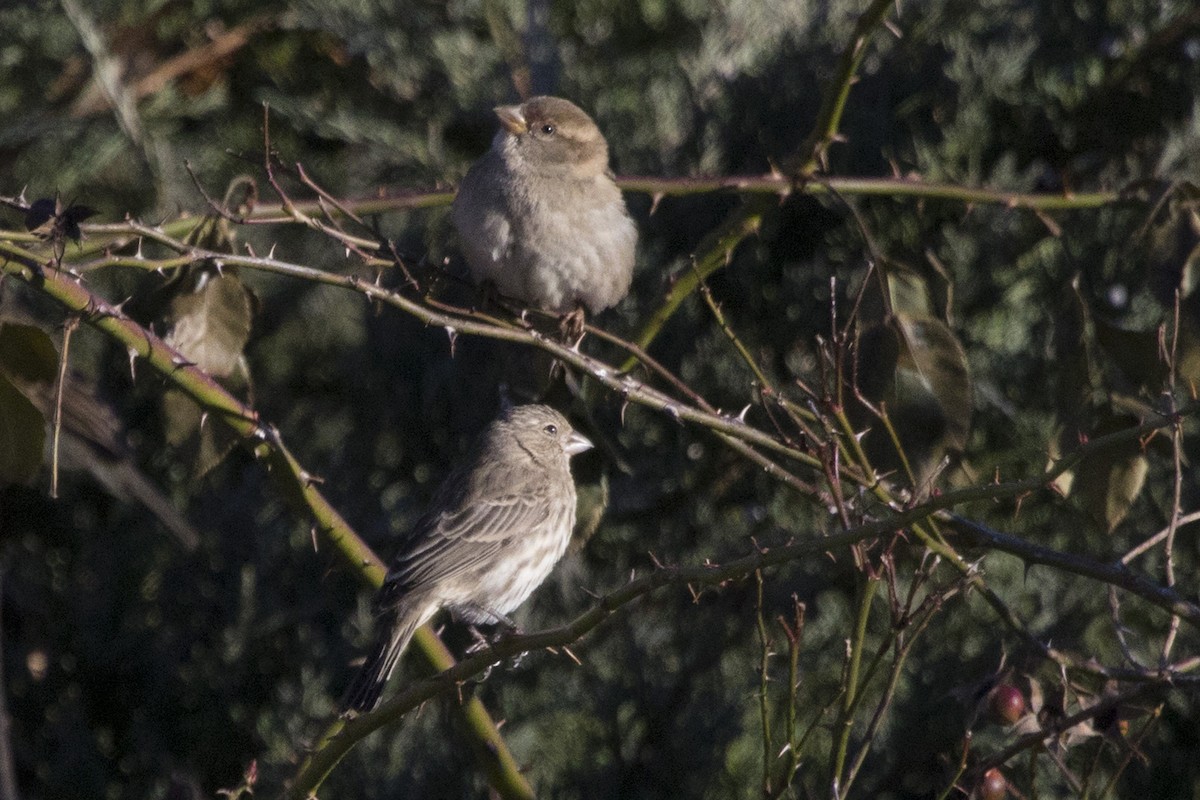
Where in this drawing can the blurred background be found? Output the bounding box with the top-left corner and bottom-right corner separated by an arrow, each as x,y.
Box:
2,0 -> 1200,797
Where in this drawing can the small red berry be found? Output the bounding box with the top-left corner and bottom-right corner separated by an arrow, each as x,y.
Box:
979,767 -> 1007,800
988,684 -> 1026,725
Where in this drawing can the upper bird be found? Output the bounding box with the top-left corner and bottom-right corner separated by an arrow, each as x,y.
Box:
342,404 -> 593,713
452,96 -> 637,318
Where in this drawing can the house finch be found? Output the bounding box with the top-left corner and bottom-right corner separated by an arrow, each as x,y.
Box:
343,404 -> 593,713
452,96 -> 637,319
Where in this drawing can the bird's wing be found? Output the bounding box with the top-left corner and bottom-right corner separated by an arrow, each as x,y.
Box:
374,488 -> 553,610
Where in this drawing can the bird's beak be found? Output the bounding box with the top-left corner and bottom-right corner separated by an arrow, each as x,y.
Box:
494,104 -> 527,135
564,430 -> 593,456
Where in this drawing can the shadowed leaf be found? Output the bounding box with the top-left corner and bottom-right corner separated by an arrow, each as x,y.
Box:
1071,414 -> 1149,533
854,311 -> 972,488
0,320 -> 60,384
162,388 -> 240,480
0,374 -> 45,484
1093,316 -> 1167,394
894,313 -> 973,453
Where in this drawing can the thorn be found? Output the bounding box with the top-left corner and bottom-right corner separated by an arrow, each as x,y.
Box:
561,646 -> 582,666
445,326 -> 458,357
736,404 -> 751,423
649,192 -> 664,216
298,470 -> 325,487
127,347 -> 138,379
311,525 -> 320,553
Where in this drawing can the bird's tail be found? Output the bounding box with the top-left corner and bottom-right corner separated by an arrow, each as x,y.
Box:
342,602 -> 431,713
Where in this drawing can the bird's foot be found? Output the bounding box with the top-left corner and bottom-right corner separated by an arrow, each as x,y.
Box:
464,621 -> 525,656
559,304 -> 587,344
465,625 -> 494,655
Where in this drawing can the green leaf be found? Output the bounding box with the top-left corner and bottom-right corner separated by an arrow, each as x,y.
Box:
1142,190 -> 1200,304
161,389 -> 239,481
0,374 -> 45,484
0,321 -> 60,385
886,266 -> 935,318
893,313 -> 973,453
1070,414 -> 1148,533
852,312 -> 973,487
164,273 -> 254,378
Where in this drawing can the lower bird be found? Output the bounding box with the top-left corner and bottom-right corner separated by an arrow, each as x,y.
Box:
343,404 -> 592,713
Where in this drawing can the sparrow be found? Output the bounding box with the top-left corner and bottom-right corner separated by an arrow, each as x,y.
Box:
452,96 -> 637,322
343,404 -> 592,712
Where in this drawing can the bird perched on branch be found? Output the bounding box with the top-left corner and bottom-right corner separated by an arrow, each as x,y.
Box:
343,404 -> 593,713
452,95 -> 637,327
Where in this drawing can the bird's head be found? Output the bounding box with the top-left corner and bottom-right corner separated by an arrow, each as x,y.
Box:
493,96 -> 610,178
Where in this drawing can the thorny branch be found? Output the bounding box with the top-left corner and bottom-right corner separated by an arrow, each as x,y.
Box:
3,169 -> 1198,795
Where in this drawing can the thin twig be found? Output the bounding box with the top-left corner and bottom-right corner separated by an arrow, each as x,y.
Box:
49,315 -> 78,499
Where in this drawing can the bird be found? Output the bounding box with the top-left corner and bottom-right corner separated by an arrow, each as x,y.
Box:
451,95 -> 637,324
342,404 -> 593,713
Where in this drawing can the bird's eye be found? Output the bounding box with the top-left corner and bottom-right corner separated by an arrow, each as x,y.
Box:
544,424 -> 558,435
540,123 -> 556,135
